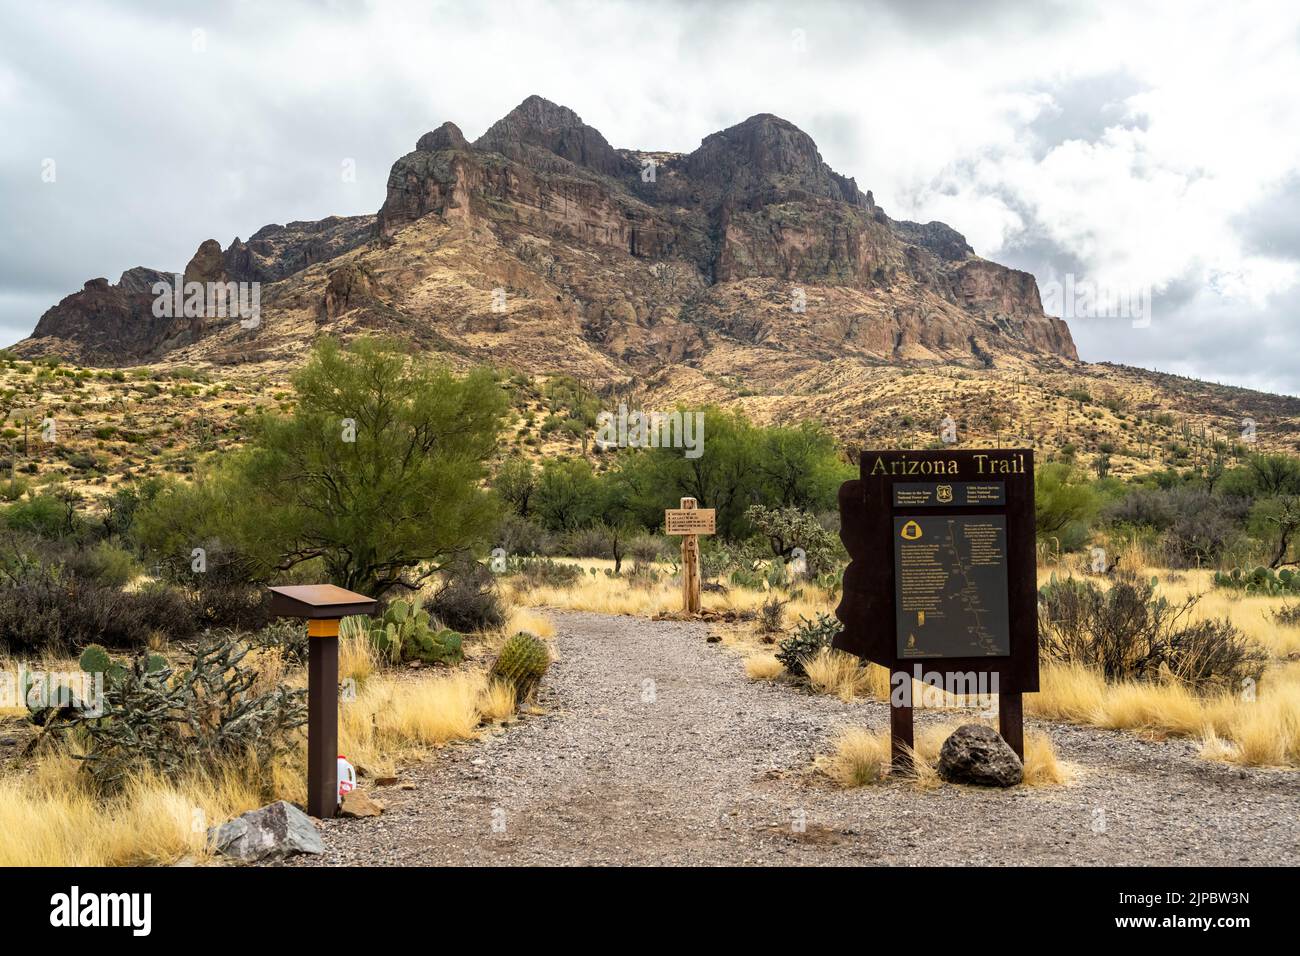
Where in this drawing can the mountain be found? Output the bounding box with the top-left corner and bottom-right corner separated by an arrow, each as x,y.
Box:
13,95 -> 1076,376
11,96 -> 1299,480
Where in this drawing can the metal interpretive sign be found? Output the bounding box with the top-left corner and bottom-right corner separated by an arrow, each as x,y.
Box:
833,449 -> 1038,766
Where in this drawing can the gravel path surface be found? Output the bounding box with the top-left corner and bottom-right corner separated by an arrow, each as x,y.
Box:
295,611 -> 1300,866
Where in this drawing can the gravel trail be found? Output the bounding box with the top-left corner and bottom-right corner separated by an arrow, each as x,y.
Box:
296,611 -> 1300,866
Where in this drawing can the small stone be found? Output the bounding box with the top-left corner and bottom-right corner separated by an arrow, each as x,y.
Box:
207,800 -> 323,862
937,724 -> 1023,787
340,789 -> 384,818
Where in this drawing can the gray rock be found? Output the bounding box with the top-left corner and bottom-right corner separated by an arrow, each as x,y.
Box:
937,724 -> 1023,787
208,801 -> 324,862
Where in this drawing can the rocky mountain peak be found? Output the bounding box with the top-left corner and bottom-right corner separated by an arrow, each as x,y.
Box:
684,112 -> 864,207
473,94 -> 629,176
13,98 -> 1078,370
417,121 -> 469,152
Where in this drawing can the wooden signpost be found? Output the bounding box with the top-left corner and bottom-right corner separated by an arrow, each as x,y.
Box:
833,449 -> 1038,769
665,497 -> 715,614
269,584 -> 377,818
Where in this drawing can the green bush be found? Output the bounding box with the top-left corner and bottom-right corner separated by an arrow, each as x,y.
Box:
776,612 -> 841,677
67,541 -> 141,588
426,561 -> 506,632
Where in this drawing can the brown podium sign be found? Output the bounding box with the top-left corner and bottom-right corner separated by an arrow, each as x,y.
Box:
269,584 -> 376,818
833,449 -> 1038,767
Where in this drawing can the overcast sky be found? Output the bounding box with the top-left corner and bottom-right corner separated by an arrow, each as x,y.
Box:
2,0 -> 1298,393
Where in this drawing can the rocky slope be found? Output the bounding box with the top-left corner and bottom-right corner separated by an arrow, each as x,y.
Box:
12,96 -> 1076,378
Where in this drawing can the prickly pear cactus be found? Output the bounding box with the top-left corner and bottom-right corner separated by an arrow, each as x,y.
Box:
489,632 -> 551,699
79,644 -> 111,675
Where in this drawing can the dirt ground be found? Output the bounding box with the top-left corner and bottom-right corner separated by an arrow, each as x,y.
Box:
293,611 -> 1300,866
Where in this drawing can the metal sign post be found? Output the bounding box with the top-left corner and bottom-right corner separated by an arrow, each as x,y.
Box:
268,585 -> 377,818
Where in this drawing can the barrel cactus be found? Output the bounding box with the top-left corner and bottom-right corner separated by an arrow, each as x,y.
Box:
489,632 -> 551,700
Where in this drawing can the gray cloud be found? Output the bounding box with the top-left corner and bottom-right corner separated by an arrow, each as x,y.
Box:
1236,173 -> 1300,260
1,0 -> 1296,398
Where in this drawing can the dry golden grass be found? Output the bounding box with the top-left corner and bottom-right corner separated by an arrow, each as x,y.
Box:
818,723 -> 1071,790
803,647 -> 888,702
477,678 -> 519,723
0,750 -> 293,867
339,669 -> 493,777
0,662 -> 512,865
512,558 -> 836,622
818,727 -> 890,787
507,607 -> 555,639
743,653 -> 785,681
338,617 -> 379,682
1028,659 -> 1300,767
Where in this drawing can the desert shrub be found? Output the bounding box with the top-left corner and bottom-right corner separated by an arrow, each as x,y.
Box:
0,477 -> 28,502
776,612 -> 841,677
493,512 -> 553,557
743,504 -> 841,574
1161,490 -> 1249,567
559,525 -> 609,558
1034,464 -> 1099,551
758,593 -> 788,634
246,619 -> 310,665
0,559 -> 195,655
3,493 -> 81,540
1038,573 -> 1264,688
65,541 -> 140,588
188,581 -> 273,632
1103,488 -> 1176,530
71,632 -> 306,793
509,556 -> 583,589
427,560 -> 506,632
627,534 -> 668,570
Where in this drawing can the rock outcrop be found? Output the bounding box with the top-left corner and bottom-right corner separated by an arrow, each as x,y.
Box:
11,95 -> 1078,371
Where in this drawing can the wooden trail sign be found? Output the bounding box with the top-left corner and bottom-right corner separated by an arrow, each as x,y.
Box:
833,449 -> 1038,769
665,498 -> 715,613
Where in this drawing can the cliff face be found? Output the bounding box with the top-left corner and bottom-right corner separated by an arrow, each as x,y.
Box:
13,95 -> 1077,371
